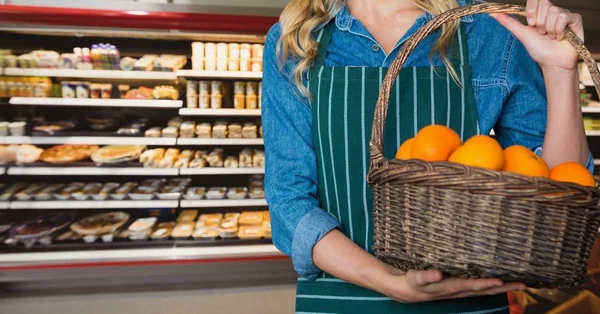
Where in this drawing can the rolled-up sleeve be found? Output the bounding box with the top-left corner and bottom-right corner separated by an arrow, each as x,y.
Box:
262,24 -> 341,280
495,35 -> 594,173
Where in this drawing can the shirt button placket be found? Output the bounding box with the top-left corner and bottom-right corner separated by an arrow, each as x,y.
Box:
371,44 -> 380,52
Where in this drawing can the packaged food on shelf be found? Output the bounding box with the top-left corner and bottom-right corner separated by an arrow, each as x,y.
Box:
189,156 -> 207,168
76,82 -> 90,99
246,82 -> 258,95
128,217 -> 157,237
240,58 -> 250,72
210,94 -> 223,109
172,222 -> 194,239
0,183 -> 27,201
228,123 -> 242,138
193,227 -> 220,240
248,187 -> 265,200
192,42 -> 205,58
234,94 -> 246,109
192,57 -> 204,71
177,209 -> 199,223
246,94 -> 258,109
161,126 -> 179,138
40,144 -> 98,163
133,55 -> 157,71
128,185 -> 158,200
239,148 -> 253,168
207,149 -> 224,167
206,187 -> 227,200
224,156 -> 239,168
205,58 -> 216,71
238,226 -> 263,240
8,121 -> 26,136
100,84 -> 112,99
139,148 -> 165,167
263,220 -> 272,239
110,182 -> 137,200
152,85 -> 179,100
240,44 -> 251,60
184,187 -> 206,200
92,182 -> 120,201
229,43 -> 240,59
228,58 -> 240,71
14,183 -> 48,201
217,58 -> 228,72
212,121 -> 228,138
199,94 -> 210,109
187,94 -> 199,108
199,81 -> 210,95
71,183 -> 102,201
119,56 -> 136,71
0,122 -> 8,136
168,117 -> 184,128
118,84 -> 131,99
91,145 -> 144,164
251,59 -> 263,72
251,44 -> 264,59
227,187 -> 248,200
54,182 -> 85,200
34,183 -> 65,201
253,150 -> 265,168
151,222 -> 175,240
173,150 -> 193,168
195,122 -> 212,138
180,121 -> 196,138
242,123 -> 258,138
186,81 -> 198,95
216,43 -> 228,59
239,211 -> 264,226
70,212 -> 130,236
61,81 -> 77,98
124,87 -> 152,100
197,213 -> 223,228
154,55 -> 187,72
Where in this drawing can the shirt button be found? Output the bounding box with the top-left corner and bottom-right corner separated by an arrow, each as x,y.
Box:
371,44 -> 380,52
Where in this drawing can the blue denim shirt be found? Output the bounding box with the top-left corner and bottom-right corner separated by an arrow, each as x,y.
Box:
262,0 -> 594,281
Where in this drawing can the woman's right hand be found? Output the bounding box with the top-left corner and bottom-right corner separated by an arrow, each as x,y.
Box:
377,268 -> 527,303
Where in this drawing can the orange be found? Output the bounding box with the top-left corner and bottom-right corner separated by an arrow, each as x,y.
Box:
448,135 -> 504,171
395,138 -> 415,160
549,162 -> 596,187
411,125 -> 461,162
503,145 -> 550,177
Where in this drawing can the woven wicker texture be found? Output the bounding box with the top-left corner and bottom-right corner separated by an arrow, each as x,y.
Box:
368,3 -> 600,288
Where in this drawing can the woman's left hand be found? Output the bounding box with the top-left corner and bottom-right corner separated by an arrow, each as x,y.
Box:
490,0 -> 584,72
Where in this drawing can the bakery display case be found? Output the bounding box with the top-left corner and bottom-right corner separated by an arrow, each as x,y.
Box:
0,4 -> 291,289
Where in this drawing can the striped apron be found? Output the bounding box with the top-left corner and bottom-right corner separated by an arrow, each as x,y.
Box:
297,21 -> 509,314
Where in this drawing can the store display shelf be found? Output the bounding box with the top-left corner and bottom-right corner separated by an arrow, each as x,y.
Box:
586,131 -> 600,136
178,108 -> 261,116
9,97 -> 183,108
180,168 -> 265,175
176,70 -> 262,80
0,136 -> 177,146
8,200 -> 179,210
582,107 -> 600,113
0,202 -> 8,210
3,68 -> 178,80
7,166 -> 179,176
180,199 -> 267,208
177,138 -> 263,145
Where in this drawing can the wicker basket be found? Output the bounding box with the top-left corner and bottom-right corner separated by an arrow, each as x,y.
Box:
368,3 -> 600,289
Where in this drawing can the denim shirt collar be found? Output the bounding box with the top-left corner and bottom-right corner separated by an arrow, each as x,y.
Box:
316,0 -> 475,34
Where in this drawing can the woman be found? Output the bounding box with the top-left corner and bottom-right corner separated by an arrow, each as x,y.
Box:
263,0 -> 593,312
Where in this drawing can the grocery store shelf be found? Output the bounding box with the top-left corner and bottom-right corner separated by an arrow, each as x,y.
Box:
0,244 -> 282,267
9,97 -> 183,108
7,167 -> 178,176
180,199 -> 267,208
0,202 -> 8,210
180,168 -> 265,175
586,131 -> 600,136
3,68 -> 177,80
177,138 -> 263,145
176,70 -> 262,80
179,108 -> 261,116
0,136 -> 177,146
582,107 -> 600,113
8,200 -> 178,210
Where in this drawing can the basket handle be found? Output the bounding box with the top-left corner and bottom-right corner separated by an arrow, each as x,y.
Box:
368,3 -> 600,181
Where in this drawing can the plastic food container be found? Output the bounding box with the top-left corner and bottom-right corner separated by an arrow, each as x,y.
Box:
193,227 -> 220,240
199,81 -> 210,94
34,184 -> 65,201
172,222 -> 194,239
205,58 -> 216,71
61,81 -> 77,98
0,122 -> 8,136
234,82 -> 246,95
128,186 -> 158,200
251,44 -> 264,59
71,183 -> 102,201
210,94 -> 223,109
238,226 -> 263,240
228,58 -> 240,71
216,58 -> 227,71
53,182 -> 85,200
92,182 -> 120,201
246,94 -> 258,109
204,43 -> 216,58
206,187 -> 227,200
249,187 -> 265,199
128,217 -> 158,233
227,187 -> 248,200
216,43 -> 228,59
186,95 -> 198,109
101,84 -> 112,99
76,82 -> 90,98
186,81 -> 198,95
239,211 -> 264,226
234,94 -> 245,109
240,58 -> 250,72
192,42 -> 205,57
246,82 -> 258,95
90,83 -> 102,99
197,213 -> 223,228
157,186 -> 182,200
110,182 -> 137,200
192,57 -> 204,71
210,81 -> 222,95
8,122 -> 26,136
240,44 -> 251,59
151,222 -> 176,240
177,209 -> 199,223
251,58 -> 263,72
228,43 -> 240,59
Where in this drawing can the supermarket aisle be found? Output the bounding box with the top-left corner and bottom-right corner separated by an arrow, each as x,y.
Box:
2,284 -> 296,314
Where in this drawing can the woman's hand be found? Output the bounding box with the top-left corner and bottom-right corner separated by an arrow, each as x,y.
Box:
377,268 -> 527,303
490,0 -> 584,72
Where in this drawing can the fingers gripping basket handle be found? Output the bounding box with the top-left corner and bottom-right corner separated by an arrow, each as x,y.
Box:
367,3 -> 600,184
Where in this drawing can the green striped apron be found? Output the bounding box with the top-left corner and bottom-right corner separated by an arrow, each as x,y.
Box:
297,21 -> 509,314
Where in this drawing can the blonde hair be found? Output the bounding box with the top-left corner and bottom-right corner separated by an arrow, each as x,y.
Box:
278,0 -> 461,97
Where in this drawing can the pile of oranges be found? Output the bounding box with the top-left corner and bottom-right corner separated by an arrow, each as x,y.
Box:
396,125 -> 596,187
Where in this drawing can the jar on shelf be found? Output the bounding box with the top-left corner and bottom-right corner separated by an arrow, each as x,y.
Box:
246,94 -> 258,109
187,94 -> 199,108
216,58 -> 228,72
205,43 -> 217,59
228,58 -> 240,72
199,81 -> 210,95
246,82 -> 258,96
199,94 -> 210,109
101,84 -> 112,99
234,94 -> 246,109
240,44 -> 251,59
228,43 -> 240,59
251,44 -> 264,59
192,57 -> 204,71
217,43 -> 228,59
186,80 -> 198,96
211,94 -> 223,109
205,58 -> 216,71
251,59 -> 263,72
211,81 -> 223,95
240,58 -> 251,72
192,42 -> 205,58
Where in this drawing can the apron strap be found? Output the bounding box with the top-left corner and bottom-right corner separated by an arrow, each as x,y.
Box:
313,21 -> 335,70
